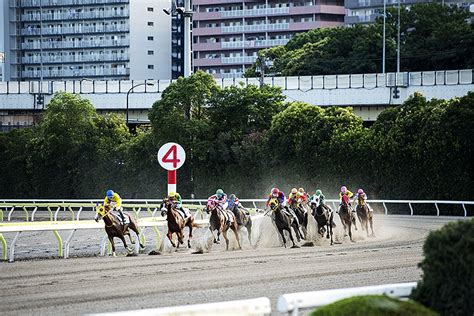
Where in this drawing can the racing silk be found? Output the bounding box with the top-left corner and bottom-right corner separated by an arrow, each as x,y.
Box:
208,193 -> 228,209
311,193 -> 326,205
289,192 -> 306,206
339,190 -> 353,201
227,196 -> 242,210
169,192 -> 183,208
266,191 -> 286,207
104,193 -> 122,209
354,193 -> 368,205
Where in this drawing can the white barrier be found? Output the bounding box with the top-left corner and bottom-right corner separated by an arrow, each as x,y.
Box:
91,297 -> 272,316
277,282 -> 417,315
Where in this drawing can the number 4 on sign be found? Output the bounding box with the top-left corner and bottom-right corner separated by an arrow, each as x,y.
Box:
162,145 -> 180,169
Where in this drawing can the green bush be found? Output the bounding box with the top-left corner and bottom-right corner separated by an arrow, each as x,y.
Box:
309,295 -> 436,316
411,218 -> 474,316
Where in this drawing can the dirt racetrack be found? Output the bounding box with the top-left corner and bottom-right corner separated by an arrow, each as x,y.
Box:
0,215 -> 465,315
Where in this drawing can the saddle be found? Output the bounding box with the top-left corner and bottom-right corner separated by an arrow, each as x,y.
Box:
112,211 -> 130,225
176,208 -> 191,220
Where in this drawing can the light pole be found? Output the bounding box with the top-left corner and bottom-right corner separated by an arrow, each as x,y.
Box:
163,0 -> 193,78
382,0 -> 386,74
126,82 -> 154,125
397,0 -> 401,74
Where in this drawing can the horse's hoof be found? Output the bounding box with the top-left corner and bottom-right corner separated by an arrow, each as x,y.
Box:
126,252 -> 137,257
291,245 -> 300,249
148,250 -> 161,255
112,252 -> 117,257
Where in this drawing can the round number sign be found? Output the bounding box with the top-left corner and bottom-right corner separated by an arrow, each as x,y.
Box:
157,143 -> 186,171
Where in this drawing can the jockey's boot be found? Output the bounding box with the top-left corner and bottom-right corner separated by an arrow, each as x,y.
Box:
118,209 -> 126,224
234,209 -> 243,225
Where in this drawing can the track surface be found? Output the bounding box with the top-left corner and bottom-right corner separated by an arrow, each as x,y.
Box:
0,215 -> 464,315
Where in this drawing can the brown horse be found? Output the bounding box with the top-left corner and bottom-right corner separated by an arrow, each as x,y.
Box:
310,197 -> 335,245
95,204 -> 144,256
339,195 -> 354,242
205,200 -> 242,250
356,197 -> 375,237
268,198 -> 301,248
160,198 -> 199,249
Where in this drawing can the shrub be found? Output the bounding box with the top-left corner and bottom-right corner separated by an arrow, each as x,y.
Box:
411,218 -> 474,316
309,295 -> 436,316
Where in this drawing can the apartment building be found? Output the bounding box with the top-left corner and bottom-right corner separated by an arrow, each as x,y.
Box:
2,0 -> 171,81
192,0 -> 345,78
345,0 -> 473,25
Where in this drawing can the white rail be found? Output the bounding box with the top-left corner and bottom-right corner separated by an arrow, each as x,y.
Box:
277,282 -> 417,315
92,297 -> 271,316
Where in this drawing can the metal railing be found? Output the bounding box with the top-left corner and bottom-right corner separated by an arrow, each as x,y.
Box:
220,7 -> 290,17
18,10 -> 129,22
19,25 -> 129,36
0,69 -> 472,94
19,54 -> 129,64
19,0 -> 129,6
222,23 -> 290,33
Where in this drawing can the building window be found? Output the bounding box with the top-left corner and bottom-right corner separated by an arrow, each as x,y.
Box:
148,50 -> 154,55
147,21 -> 154,26
148,65 -> 154,69
147,36 -> 154,40
147,7 -> 154,12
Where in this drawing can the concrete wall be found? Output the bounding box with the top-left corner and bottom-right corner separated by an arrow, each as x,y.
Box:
129,0 -> 172,80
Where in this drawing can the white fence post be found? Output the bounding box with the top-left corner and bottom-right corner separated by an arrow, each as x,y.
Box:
409,203 -> 414,216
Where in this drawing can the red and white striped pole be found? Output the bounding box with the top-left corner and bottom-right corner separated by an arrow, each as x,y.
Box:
168,169 -> 177,194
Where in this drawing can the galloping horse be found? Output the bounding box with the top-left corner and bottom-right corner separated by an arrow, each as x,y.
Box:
310,197 -> 335,245
356,197 -> 375,237
339,195 -> 354,242
268,198 -> 301,248
205,200 -> 242,250
160,198 -> 199,249
95,204 -> 144,256
289,198 -> 308,239
228,203 -> 253,246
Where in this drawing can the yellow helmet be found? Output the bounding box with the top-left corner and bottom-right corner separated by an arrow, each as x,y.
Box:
168,191 -> 176,197
291,188 -> 297,194
298,187 -> 305,193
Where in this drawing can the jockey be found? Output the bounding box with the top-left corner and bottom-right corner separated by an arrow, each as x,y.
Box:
208,189 -> 230,224
266,187 -> 286,207
338,186 -> 354,214
104,189 -> 125,223
227,194 -> 245,225
353,188 -> 373,212
269,188 -> 299,224
310,189 -> 325,205
168,191 -> 191,218
287,188 -> 299,206
297,187 -> 309,205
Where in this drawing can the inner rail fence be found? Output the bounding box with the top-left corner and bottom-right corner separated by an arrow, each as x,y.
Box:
0,199 -> 472,222
0,69 -> 472,95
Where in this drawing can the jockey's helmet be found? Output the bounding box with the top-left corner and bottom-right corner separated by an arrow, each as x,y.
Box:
168,191 -> 176,198
298,187 -> 305,193
316,189 -> 322,196
291,188 -> 297,194
340,186 -> 347,193
106,190 -> 114,198
271,187 -> 279,196
216,189 -> 224,198
358,188 -> 364,194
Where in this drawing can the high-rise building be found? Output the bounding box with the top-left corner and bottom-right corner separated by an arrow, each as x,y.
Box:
3,0 -> 171,81
192,0 -> 345,78
345,0 -> 473,25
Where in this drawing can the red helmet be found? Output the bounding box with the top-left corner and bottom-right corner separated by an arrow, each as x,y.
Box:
271,188 -> 279,195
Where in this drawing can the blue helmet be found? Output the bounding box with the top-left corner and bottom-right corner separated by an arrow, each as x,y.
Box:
106,190 -> 114,198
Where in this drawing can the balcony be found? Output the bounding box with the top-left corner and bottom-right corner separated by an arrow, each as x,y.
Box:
19,25 -> 129,36
19,0 -> 129,7
221,7 -> 290,17
222,23 -> 290,33
19,54 -> 129,64
221,56 -> 257,64
17,10 -> 129,22
218,38 -> 290,49
19,39 -> 129,50
21,67 -> 130,78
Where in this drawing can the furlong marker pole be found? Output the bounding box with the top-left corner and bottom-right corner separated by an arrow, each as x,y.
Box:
168,170 -> 177,194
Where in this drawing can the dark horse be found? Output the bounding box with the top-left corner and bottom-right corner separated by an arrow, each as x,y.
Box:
205,200 -> 242,250
310,197 -> 335,245
289,199 -> 308,239
160,198 -> 199,249
95,204 -> 144,256
339,195 -> 354,242
227,203 -> 253,246
356,197 -> 375,237
268,198 -> 301,248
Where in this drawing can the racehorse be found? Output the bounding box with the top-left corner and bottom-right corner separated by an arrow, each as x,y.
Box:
339,194 -> 354,242
160,198 -> 199,249
356,197 -> 375,237
95,204 -> 144,256
268,198 -> 301,248
205,200 -> 242,250
227,203 -> 253,246
289,198 -> 308,239
310,197 -> 335,245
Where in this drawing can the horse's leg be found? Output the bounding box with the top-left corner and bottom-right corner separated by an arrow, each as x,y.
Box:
287,228 -> 298,248
348,221 -> 353,242
358,214 -> 364,231
352,212 -> 358,231
231,225 -> 242,250
278,227 -> 287,248
109,236 -> 117,257
339,214 -> 348,237
329,218 -> 334,245
119,234 -> 132,253
370,215 -> 375,237
130,223 -> 145,249
222,229 -> 230,251
167,231 -> 176,248
246,221 -> 252,246
187,223 -> 193,248
210,226 -> 218,244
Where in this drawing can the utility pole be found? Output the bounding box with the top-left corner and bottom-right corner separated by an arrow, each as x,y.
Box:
382,0 -> 386,74
397,0 -> 401,74
183,0 -> 192,78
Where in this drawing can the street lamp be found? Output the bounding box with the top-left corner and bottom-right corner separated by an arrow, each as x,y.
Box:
126,82 -> 154,125
163,0 -> 193,78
